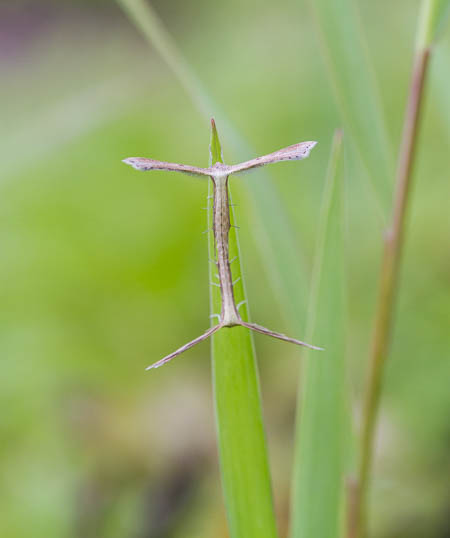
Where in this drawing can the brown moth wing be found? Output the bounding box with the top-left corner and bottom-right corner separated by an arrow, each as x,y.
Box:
227,141 -> 317,175
123,157 -> 210,177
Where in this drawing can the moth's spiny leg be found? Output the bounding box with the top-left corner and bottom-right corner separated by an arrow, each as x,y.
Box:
208,258 -> 218,265
210,282 -> 221,288
239,321 -> 323,351
146,325 -> 222,370
213,273 -> 220,281
236,300 -> 247,311
230,225 -> 240,229
229,256 -> 238,264
232,277 -> 241,286
202,228 -> 213,235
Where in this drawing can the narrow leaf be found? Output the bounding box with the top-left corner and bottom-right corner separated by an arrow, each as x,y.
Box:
208,123 -> 279,538
210,118 -> 224,164
307,0 -> 393,213
353,1 -> 438,535
1,77 -> 134,181
416,0 -> 450,48
290,130 -> 347,538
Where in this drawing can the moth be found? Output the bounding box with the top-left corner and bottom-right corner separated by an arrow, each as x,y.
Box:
123,121 -> 321,369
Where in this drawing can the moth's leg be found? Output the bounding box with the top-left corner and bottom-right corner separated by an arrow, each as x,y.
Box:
146,324 -> 222,370
239,321 -> 323,351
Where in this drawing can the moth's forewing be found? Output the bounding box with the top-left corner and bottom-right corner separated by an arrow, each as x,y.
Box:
228,141 -> 317,174
123,158 -> 210,176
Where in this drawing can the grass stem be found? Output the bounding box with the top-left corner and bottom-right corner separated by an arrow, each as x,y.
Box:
208,122 -> 279,538
351,35 -> 431,538
290,130 -> 346,538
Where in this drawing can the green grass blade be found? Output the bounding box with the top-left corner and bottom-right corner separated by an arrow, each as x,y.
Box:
0,77 -> 134,181
290,131 -> 347,538
116,0 -> 309,327
116,0 -> 215,116
433,38 -> 450,140
354,2 -> 444,535
208,121 -> 279,538
416,0 -> 450,48
307,0 -> 393,213
209,118 -> 224,164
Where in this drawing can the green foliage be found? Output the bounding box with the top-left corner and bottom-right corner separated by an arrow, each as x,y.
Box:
417,0 -> 450,48
209,119 -> 224,165
306,0 -> 393,213
290,131 -> 347,538
207,122 -> 278,538
1,1 -> 450,537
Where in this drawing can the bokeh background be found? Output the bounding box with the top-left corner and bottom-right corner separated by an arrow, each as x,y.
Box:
1,1 -> 449,537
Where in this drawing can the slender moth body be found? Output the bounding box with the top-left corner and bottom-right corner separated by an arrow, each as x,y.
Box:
123,121 -> 321,369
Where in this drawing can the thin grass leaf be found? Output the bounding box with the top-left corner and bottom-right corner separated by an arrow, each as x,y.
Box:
290,130 -> 347,538
307,0 -> 393,214
433,38 -> 450,138
353,2 -> 444,536
416,0 -> 450,48
0,77 -> 134,181
208,122 -> 279,538
116,0 -> 310,330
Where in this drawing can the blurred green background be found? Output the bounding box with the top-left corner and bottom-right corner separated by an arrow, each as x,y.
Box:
1,1 -> 449,537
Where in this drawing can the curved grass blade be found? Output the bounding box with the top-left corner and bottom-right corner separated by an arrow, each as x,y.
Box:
1,77 -> 134,182
306,0 -> 394,215
290,130 -> 347,538
416,0 -> 450,48
208,120 -> 279,538
354,2 -> 450,536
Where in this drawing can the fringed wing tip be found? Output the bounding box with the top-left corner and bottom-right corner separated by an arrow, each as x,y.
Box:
122,157 -> 137,168
300,141 -> 318,158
